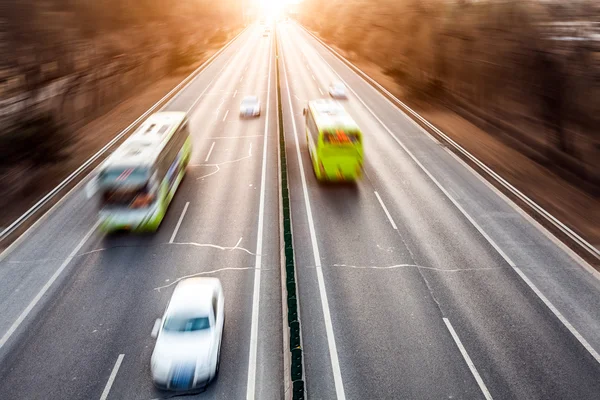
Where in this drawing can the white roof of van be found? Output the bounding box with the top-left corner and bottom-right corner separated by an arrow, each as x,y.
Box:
101,112 -> 186,170
309,99 -> 358,130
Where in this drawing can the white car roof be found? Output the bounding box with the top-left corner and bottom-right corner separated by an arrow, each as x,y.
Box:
166,278 -> 220,317
242,95 -> 258,102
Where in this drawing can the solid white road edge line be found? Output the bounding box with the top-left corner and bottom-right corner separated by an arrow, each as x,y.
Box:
374,191 -> 398,230
298,26 -> 600,366
205,141 -> 216,162
99,354 -> 125,400
246,35 -> 273,400
443,319 -> 493,400
0,221 -> 99,351
280,31 -> 347,400
169,202 -> 190,244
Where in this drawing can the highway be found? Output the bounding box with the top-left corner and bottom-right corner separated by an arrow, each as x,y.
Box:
0,20 -> 599,400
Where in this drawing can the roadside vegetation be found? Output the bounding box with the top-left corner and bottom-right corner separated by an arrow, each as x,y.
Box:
0,0 -> 242,212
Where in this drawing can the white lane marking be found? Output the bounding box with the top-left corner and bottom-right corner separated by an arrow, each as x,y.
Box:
443,145 -> 600,280
511,265 -> 600,364
233,89 -> 238,98
0,221 -> 99,351
374,191 -> 397,230
311,74 -> 316,81
169,202 -> 189,244
281,39 -> 347,400
318,87 -> 324,95
240,75 -> 244,83
443,319 -> 493,400
304,30 -> 600,365
246,35 -> 272,400
205,141 -> 216,162
99,354 -> 125,400
222,109 -> 230,122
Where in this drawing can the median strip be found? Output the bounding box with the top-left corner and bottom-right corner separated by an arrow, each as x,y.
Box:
275,30 -> 305,400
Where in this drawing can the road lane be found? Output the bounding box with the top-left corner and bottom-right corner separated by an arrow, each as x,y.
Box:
0,24 -> 282,400
279,22 -> 600,399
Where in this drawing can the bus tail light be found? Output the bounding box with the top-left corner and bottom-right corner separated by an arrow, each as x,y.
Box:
131,193 -> 155,208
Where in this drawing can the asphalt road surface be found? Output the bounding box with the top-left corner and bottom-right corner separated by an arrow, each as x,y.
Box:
0,21 -> 599,400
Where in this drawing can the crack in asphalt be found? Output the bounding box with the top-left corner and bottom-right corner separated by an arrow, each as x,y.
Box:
192,142 -> 253,180
4,239 -> 258,265
303,263 -> 505,273
153,265 -> 274,292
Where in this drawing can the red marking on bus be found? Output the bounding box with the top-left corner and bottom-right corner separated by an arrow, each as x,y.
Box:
117,169 -> 133,181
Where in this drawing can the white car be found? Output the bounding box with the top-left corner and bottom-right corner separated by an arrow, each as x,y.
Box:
150,278 -> 224,391
240,95 -> 261,118
328,82 -> 347,99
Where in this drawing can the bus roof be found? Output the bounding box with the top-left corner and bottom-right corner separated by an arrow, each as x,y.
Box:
101,112 -> 187,170
308,99 -> 359,131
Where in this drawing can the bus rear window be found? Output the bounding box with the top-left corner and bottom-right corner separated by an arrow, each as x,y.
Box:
99,167 -> 149,186
102,186 -> 154,209
323,130 -> 361,145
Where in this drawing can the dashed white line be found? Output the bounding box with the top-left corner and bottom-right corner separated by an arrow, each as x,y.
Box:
222,109 -> 229,122
169,202 -> 189,244
233,89 -> 238,98
246,36 -> 273,400
205,141 -> 216,162
311,74 -> 316,81
281,41 -> 347,400
374,191 -> 398,230
0,221 -> 99,351
99,354 -> 125,400
318,87 -> 324,95
240,75 -> 244,83
443,319 -> 493,400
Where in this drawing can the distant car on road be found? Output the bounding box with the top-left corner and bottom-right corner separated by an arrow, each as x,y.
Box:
240,96 -> 261,118
328,81 -> 347,99
150,278 -> 225,391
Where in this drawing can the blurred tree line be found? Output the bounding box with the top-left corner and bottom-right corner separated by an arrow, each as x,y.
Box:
0,0 -> 242,199
300,0 -> 600,189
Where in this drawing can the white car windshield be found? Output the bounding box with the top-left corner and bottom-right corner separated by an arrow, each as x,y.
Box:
163,316 -> 211,332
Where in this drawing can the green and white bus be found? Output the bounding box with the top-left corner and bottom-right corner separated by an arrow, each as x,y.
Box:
303,99 -> 363,181
95,111 -> 191,232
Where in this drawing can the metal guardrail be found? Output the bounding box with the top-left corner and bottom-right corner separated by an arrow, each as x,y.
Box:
301,25 -> 600,263
0,27 -> 248,247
